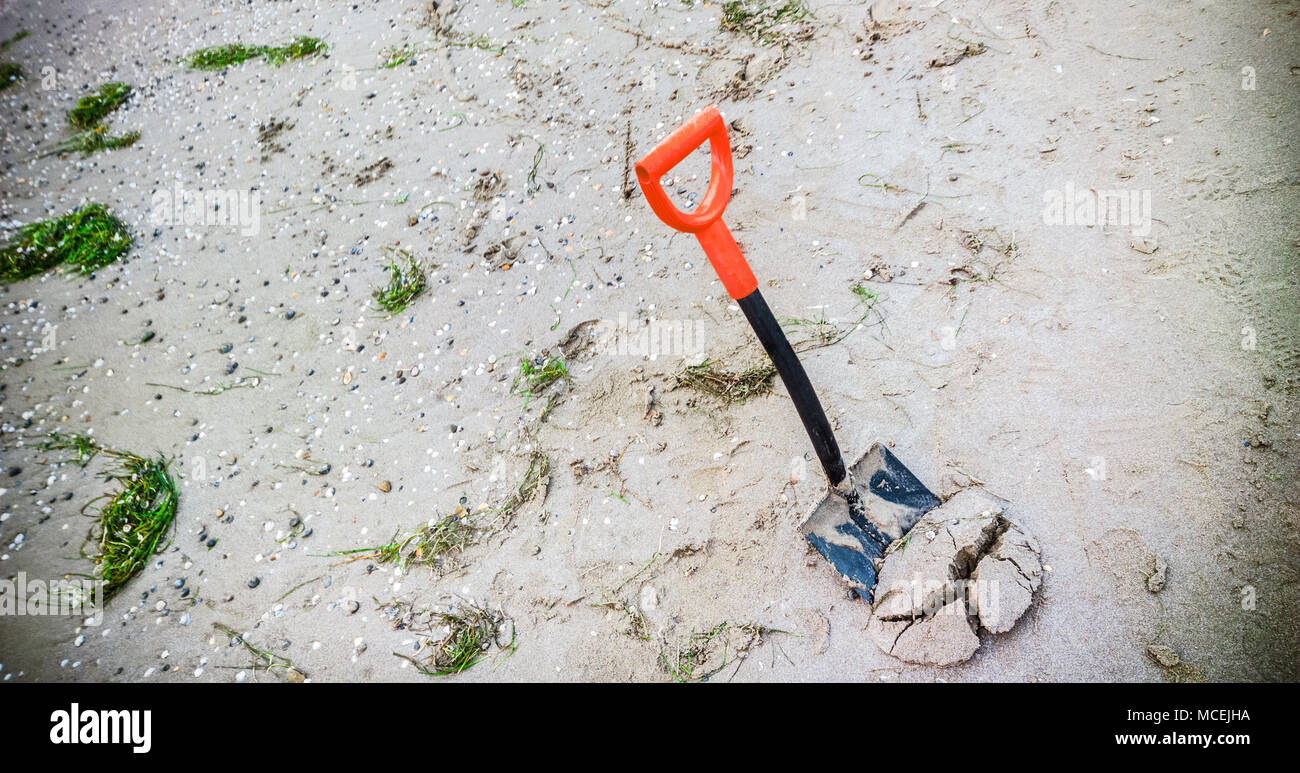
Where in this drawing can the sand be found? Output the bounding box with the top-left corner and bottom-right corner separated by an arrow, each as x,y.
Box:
0,0 -> 1296,683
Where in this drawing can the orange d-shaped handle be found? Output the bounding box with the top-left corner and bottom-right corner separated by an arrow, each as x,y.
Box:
635,106 -> 758,300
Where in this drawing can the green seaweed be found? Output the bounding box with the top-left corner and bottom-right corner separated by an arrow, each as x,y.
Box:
67,82 -> 131,129
0,61 -> 21,91
49,439 -> 180,601
182,36 -> 327,70
493,447 -> 550,522
676,359 -> 776,404
325,507 -> 477,572
371,247 -> 427,314
264,36 -> 327,66
779,282 -> 883,352
40,432 -> 101,468
0,30 -> 29,91
513,356 -> 567,405
387,599 -> 515,676
0,204 -> 133,282
43,126 -> 142,158
0,30 -> 30,53
214,623 -> 307,681
720,0 -> 813,45
381,43 -> 419,68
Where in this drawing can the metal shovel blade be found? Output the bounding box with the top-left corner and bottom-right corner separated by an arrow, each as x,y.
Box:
801,443 -> 942,600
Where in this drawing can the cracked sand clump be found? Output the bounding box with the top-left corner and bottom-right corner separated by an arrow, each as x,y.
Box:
866,490 -> 1043,666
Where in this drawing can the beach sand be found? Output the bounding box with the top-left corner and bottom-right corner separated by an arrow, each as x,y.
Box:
0,0 -> 1295,682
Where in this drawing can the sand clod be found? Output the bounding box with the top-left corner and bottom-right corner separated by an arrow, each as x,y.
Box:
867,490 -> 1043,665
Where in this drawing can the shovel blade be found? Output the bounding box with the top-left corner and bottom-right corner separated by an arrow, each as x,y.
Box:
801,443 -> 941,600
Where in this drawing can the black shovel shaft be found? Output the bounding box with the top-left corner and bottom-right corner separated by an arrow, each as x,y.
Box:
737,289 -> 847,487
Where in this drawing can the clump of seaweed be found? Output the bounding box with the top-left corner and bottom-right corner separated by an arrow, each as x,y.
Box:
88,453 -> 178,600
42,126 -> 142,159
264,36 -> 327,65
660,622 -> 733,682
0,203 -> 133,282
676,359 -> 776,404
0,61 -> 21,91
720,0 -> 814,45
494,446 -> 550,523
372,247 -> 427,313
39,81 -> 140,158
182,36 -> 327,70
513,355 -> 567,406
214,623 -> 307,682
660,621 -> 794,682
0,29 -> 29,52
0,30 -> 29,92
40,432 -> 101,467
381,43 -> 420,68
43,434 -> 178,600
384,597 -> 516,676
327,507 -> 477,572
67,82 -> 131,129
183,43 -> 264,69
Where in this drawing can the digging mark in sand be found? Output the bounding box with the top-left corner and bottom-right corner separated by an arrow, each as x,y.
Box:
866,490 -> 1043,666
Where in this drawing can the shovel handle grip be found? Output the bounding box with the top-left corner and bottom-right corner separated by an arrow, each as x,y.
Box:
635,106 -> 757,299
